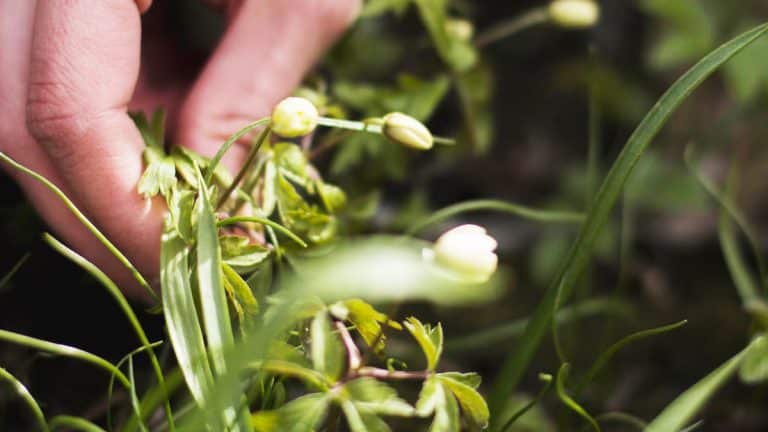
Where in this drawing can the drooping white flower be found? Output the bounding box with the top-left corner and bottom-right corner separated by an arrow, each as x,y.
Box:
271,97 -> 319,137
430,224 -> 498,283
382,112 -> 434,150
548,0 -> 600,29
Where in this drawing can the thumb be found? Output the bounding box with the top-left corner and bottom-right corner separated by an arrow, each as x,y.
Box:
176,0 -> 359,171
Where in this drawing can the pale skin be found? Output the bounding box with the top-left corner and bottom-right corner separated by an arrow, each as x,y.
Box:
0,0 -> 359,297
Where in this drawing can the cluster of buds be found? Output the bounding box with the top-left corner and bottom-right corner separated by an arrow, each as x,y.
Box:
425,224 -> 498,283
548,0 -> 600,29
270,96 -> 436,152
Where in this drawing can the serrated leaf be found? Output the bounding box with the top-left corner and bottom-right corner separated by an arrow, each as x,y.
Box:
138,147 -> 177,199
310,310 -> 345,381
404,317 -> 443,371
222,263 -> 259,333
168,188 -> 196,243
345,378 -> 415,417
739,334 -> 768,384
437,372 -> 481,389
252,393 -> 329,432
438,373 -> 489,429
331,299 -> 401,353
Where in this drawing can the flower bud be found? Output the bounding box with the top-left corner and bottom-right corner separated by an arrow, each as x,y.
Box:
548,0 -> 599,29
431,224 -> 498,283
445,18 -> 474,42
271,97 -> 319,137
382,112 -> 433,150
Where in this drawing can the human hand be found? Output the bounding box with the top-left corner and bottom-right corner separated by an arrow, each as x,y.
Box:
0,0 -> 359,298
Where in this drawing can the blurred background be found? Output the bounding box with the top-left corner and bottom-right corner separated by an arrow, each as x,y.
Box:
2,0 -> 768,430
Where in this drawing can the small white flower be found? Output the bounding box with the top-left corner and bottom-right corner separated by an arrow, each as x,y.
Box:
430,224 -> 498,283
271,97 -> 319,137
548,0 -> 600,29
382,112 -> 434,150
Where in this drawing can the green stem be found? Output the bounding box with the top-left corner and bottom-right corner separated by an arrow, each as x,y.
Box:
217,216 -> 307,248
216,126 -> 271,210
0,152 -> 158,302
205,117 -> 271,185
474,8 -> 549,48
406,199 -> 584,235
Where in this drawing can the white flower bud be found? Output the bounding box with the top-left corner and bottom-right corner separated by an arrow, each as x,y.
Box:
271,97 -> 319,137
382,112 -> 434,150
430,224 -> 498,283
445,18 -> 474,42
548,0 -> 600,29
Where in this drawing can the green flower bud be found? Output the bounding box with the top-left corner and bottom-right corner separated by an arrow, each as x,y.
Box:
271,97 -> 319,137
430,224 -> 498,283
548,0 -> 599,29
382,112 -> 434,150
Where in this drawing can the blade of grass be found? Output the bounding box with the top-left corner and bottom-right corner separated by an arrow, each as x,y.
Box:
107,341 -> 163,432
445,298 -> 632,353
0,252 -> 30,293
685,146 -> 766,300
575,320 -> 687,395
645,336 -> 764,432
0,367 -> 48,432
48,416 -> 107,432
488,23 -> 768,424
204,117 -> 271,185
555,364 -> 600,432
215,126 -> 270,210
406,199 -> 584,236
0,152 -> 158,302
43,234 -> 175,430
126,356 -> 149,432
499,373 -> 552,432
195,168 -> 246,430
160,226 -> 215,410
122,368 -> 185,432
0,328 -> 129,389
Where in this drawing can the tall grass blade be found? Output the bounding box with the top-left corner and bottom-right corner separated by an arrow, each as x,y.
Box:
0,367 -> 48,431
107,341 -> 163,431
406,199 -> 583,235
0,252 -> 30,293
576,320 -> 687,395
644,336 -> 764,432
0,328 -> 129,389
555,364 -> 600,432
160,227 -> 214,409
0,152 -> 158,302
43,234 -> 175,430
488,23 -> 768,424
48,416 -> 107,432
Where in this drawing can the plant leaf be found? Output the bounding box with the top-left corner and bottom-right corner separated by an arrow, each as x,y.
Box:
645,336 -> 764,431
437,373 -> 490,429
0,367 -> 48,432
310,310 -> 345,381
345,377 -> 415,417
739,334 -> 768,384
251,393 -> 329,432
404,317 -> 443,371
330,299 -> 401,353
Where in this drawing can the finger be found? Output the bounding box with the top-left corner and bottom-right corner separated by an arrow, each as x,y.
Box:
177,0 -> 360,171
26,0 -> 164,293
0,0 -> 152,296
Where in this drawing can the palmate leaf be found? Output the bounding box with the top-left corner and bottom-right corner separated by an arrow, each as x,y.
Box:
489,22 -> 768,420
252,393 -> 330,432
404,317 -> 443,371
330,298 -> 401,353
345,377 -> 415,417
